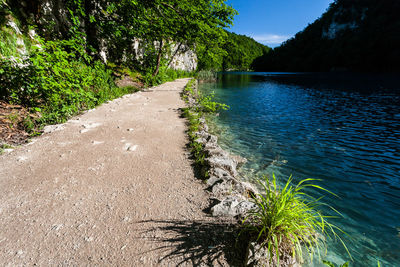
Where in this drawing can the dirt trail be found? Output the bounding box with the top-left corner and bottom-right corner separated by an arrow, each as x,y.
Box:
0,79 -> 240,266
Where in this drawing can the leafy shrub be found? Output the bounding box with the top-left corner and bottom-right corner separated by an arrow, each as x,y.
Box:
143,66 -> 194,87
183,78 -> 229,114
198,92 -> 229,113
0,33 -> 126,125
241,174 -> 351,266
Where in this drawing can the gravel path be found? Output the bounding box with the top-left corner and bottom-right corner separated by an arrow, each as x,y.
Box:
0,79 -> 241,266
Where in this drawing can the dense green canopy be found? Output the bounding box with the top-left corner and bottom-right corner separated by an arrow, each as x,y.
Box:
222,31 -> 269,71
3,0 -> 238,73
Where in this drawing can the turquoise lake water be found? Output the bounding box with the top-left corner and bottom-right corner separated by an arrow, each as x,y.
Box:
199,72 -> 400,267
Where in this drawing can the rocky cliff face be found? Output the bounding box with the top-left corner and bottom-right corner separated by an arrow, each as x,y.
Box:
129,40 -> 197,72
168,44 -> 198,72
253,0 -> 400,72
321,4 -> 367,40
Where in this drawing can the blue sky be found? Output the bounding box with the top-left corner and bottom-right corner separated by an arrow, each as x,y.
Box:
226,0 -> 334,47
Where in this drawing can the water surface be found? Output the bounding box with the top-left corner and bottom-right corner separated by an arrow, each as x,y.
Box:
199,72 -> 400,266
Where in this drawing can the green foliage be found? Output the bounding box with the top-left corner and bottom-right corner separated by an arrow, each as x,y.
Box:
0,26 -> 18,57
0,0 -> 239,132
222,31 -> 270,71
183,79 -> 229,114
0,31 -> 140,126
181,107 -> 207,167
241,174 -> 351,266
23,116 -> 35,132
0,4 -> 36,59
197,31 -> 269,71
198,93 -> 229,113
6,0 -> 238,74
143,67 -> 194,87
181,78 -> 229,175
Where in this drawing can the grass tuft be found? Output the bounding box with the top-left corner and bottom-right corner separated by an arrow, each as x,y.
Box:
241,174 -> 351,266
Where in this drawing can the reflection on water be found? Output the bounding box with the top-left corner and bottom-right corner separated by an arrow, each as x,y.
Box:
199,72 -> 400,266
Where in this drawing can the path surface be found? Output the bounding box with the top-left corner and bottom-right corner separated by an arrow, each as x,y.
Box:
0,79 -> 240,266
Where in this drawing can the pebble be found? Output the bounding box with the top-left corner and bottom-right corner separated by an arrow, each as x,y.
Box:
17,156 -> 27,162
84,236 -> 94,242
51,224 -> 63,231
43,124 -> 65,133
127,145 -> 138,152
92,141 -> 104,145
82,122 -> 102,129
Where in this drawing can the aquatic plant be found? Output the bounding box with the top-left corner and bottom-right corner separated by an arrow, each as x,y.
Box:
323,260 -> 349,267
241,174 -> 351,266
196,70 -> 218,81
198,92 -> 229,113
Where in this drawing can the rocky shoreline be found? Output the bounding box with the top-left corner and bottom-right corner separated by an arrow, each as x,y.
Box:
184,80 -> 259,218
183,79 -> 300,267
183,80 -> 268,266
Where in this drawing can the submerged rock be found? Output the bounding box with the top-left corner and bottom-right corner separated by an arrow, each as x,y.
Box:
231,154 -> 248,167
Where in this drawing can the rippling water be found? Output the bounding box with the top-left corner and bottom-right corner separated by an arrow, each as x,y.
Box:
199,72 -> 400,266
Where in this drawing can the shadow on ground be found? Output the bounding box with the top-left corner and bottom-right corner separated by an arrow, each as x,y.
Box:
138,219 -> 248,266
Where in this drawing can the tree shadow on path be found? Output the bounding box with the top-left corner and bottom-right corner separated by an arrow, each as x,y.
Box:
137,219 -> 248,266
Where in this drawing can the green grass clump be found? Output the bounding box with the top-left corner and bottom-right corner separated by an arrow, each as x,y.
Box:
181,107 -> 206,167
196,70 -> 218,81
181,78 -> 229,177
242,174 -> 351,266
182,78 -> 228,113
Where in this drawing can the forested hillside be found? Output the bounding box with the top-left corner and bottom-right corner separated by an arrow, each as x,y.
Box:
252,0 -> 400,72
222,32 -> 269,71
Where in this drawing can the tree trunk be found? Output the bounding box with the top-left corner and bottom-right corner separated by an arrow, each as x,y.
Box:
167,42 -> 183,68
84,0 -> 99,59
153,40 -> 164,77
